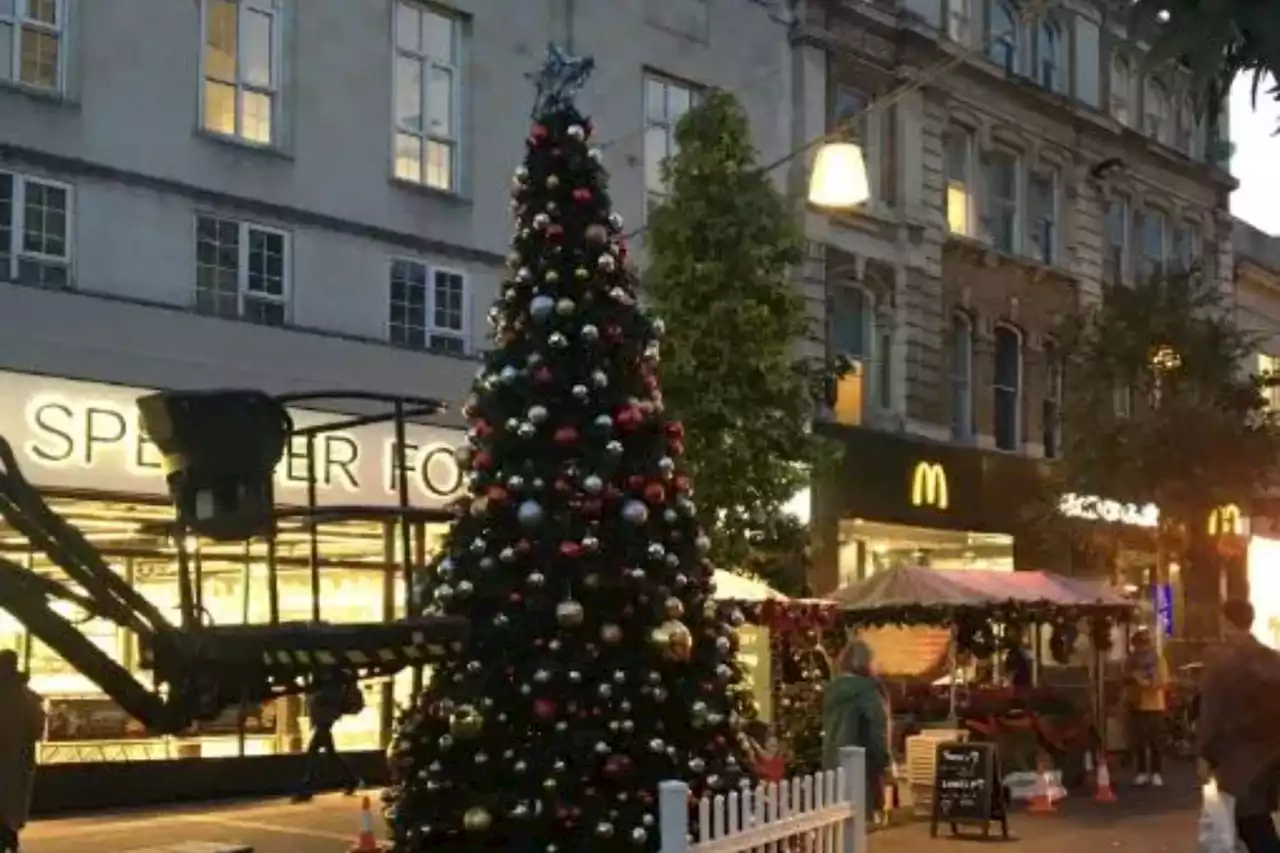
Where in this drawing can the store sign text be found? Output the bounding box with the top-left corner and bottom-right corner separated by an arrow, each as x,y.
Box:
1058,493 -> 1158,528
21,396 -> 463,506
910,461 -> 949,510
1208,503 -> 1243,537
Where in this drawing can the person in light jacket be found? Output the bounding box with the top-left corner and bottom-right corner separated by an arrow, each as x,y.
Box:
821,640 -> 891,815
1124,628 -> 1169,787
1198,599 -> 1280,853
0,650 -> 45,853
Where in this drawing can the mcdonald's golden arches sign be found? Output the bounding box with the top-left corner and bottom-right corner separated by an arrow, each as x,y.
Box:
910,461 -> 949,510
1207,503 -> 1243,537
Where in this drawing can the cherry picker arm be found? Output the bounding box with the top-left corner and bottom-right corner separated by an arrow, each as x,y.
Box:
0,435 -> 467,735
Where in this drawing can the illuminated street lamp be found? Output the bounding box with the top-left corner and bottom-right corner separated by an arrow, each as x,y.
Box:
807,141 -> 871,209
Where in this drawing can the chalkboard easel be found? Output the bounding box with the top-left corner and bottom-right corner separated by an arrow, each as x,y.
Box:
929,740 -> 1009,840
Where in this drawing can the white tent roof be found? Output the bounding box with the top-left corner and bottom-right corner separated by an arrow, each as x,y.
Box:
712,569 -> 788,602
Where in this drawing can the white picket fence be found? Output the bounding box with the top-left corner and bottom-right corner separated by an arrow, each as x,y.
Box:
658,747 -> 868,853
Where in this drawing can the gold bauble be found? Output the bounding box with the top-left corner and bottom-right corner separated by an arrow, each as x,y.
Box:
556,599 -> 585,627
650,619 -> 693,662
449,705 -> 484,740
663,596 -> 685,619
600,623 -> 623,644
463,806 -> 492,832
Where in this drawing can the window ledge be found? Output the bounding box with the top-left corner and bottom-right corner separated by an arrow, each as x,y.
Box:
195,128 -> 294,162
943,234 -> 1075,284
0,79 -> 74,108
389,176 -> 471,206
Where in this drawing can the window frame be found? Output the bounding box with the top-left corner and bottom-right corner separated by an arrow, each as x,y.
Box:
391,0 -> 463,193
987,0 -> 1021,75
943,127 -> 975,237
0,0 -> 65,91
193,213 -> 291,325
832,85 -> 888,210
198,0 -> 282,146
948,0 -> 971,46
981,148 -> 1020,254
1033,17 -> 1065,92
1143,76 -> 1170,144
1027,166 -> 1058,265
387,256 -> 471,354
643,72 -> 701,213
1042,338 -> 1064,459
1110,54 -> 1133,126
0,169 -> 73,287
950,311 -> 975,441
1103,195 -> 1129,283
992,323 -> 1023,452
1137,208 -> 1167,279
1171,221 -> 1198,272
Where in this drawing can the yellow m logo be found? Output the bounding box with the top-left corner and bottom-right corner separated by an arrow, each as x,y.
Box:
1207,503 -> 1242,537
911,462 -> 949,510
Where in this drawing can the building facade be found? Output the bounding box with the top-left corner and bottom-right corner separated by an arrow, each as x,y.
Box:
0,0 -> 795,808
794,0 -> 1235,593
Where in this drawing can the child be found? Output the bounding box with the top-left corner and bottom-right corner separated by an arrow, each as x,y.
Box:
745,721 -> 788,782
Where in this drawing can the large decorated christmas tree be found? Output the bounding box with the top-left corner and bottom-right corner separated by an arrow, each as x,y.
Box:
383,46 -> 752,853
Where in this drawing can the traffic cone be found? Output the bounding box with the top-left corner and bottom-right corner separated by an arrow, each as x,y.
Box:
1027,759 -> 1056,814
1094,756 -> 1117,803
349,796 -> 384,853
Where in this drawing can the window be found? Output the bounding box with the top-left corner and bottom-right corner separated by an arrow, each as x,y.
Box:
1103,196 -> 1128,283
832,86 -> 884,207
1028,168 -> 1057,264
1043,339 -> 1063,458
0,171 -> 69,287
948,0 -> 970,44
1143,77 -> 1170,144
201,0 -> 278,145
993,325 -> 1022,451
1113,383 -> 1132,418
1137,209 -> 1166,278
1034,19 -> 1064,92
830,285 -> 872,360
1171,222 -> 1197,272
0,0 -> 62,90
982,149 -> 1018,253
1110,55 -> 1132,126
950,312 -> 974,440
944,128 -> 974,236
195,215 -> 288,325
1260,354 -> 1280,411
876,325 -> 892,411
644,74 -> 699,211
389,259 -> 468,354
394,1 -> 461,192
987,1 -> 1020,74
1176,96 -> 1199,157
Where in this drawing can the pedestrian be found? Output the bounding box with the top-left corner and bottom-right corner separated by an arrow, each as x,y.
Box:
821,639 -> 890,818
0,649 -> 45,853
292,674 -> 364,803
1125,627 -> 1169,787
1198,599 -> 1280,853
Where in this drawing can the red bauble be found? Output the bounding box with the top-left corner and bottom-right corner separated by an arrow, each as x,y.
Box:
473,451 -> 493,471
554,425 -> 579,445
674,474 -> 691,492
666,421 -> 685,440
615,405 -> 643,431
602,754 -> 633,779
582,498 -> 602,517
572,188 -> 593,203
473,420 -> 494,438
516,538 -> 532,554
560,541 -> 583,558
530,123 -> 548,140
604,324 -> 623,343
534,366 -> 554,384
554,478 -> 573,494
644,482 -> 666,504
548,223 -> 564,241
627,474 -> 645,491
644,374 -> 659,392
509,592 -> 523,603
533,698 -> 557,720
486,485 -> 508,503
669,439 -> 685,457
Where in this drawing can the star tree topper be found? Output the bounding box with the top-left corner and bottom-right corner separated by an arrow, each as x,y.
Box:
526,43 -> 596,117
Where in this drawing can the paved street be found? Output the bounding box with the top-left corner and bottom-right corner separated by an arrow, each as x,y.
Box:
25,779 -> 1202,853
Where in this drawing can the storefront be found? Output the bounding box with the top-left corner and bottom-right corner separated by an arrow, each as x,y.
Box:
808,425 -> 1047,594
0,369 -> 465,810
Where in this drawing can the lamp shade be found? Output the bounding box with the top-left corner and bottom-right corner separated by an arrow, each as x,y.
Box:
808,142 -> 870,208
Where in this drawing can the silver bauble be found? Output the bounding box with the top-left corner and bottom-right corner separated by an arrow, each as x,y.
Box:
548,332 -> 568,348
530,295 -> 555,321
567,124 -> 586,141
621,500 -> 649,525
528,405 -> 549,423
583,475 -> 604,494
556,298 -> 576,316
517,500 -> 545,527
581,324 -> 599,341
598,253 -> 617,271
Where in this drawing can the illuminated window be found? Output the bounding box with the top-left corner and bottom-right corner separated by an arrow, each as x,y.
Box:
388,259 -> 469,354
950,312 -> 974,440
993,324 -> 1022,451
0,170 -> 70,288
1260,354 -> 1280,411
194,215 -> 289,325
1028,167 -> 1058,265
201,0 -> 279,145
0,0 -> 61,90
644,74 -> 700,213
981,149 -> 1018,253
1043,339 -> 1063,458
393,1 -> 461,192
944,128 -> 973,236
1110,55 -> 1133,126
987,1 -> 1020,74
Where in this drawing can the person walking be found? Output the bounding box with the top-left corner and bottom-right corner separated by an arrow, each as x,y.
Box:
822,639 -> 891,818
1198,599 -> 1280,853
292,675 -> 363,803
1125,628 -> 1169,787
0,650 -> 45,853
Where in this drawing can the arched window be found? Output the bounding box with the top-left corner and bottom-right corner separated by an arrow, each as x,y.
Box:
993,324 -> 1022,451
987,2 -> 1019,74
1043,338 -> 1063,458
950,312 -> 974,440
1110,55 -> 1132,125
1035,19 -> 1064,91
1144,78 -> 1170,143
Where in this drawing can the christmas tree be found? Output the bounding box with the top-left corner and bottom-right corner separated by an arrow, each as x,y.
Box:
383,45 -> 751,853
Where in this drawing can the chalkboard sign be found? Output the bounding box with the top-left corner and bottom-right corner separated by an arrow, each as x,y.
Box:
929,741 -> 1008,839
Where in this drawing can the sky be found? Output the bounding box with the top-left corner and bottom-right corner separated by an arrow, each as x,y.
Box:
1231,73 -> 1280,236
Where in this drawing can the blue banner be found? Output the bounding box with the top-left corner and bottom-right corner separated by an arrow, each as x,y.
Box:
1153,583 -> 1173,638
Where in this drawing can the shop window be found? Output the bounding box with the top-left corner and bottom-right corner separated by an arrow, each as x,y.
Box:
0,170 -> 71,288
1043,339 -> 1063,458
993,324 -> 1022,451
194,214 -> 290,325
950,311 -> 974,441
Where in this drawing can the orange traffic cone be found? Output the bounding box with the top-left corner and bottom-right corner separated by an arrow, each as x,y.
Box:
1094,755 -> 1117,803
349,796 -> 384,853
1027,758 -> 1056,814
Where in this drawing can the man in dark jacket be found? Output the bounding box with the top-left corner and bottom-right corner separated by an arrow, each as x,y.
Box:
822,640 -> 890,816
292,675 -> 363,803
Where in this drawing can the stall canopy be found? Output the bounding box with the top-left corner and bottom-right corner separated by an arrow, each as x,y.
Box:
712,569 -> 788,602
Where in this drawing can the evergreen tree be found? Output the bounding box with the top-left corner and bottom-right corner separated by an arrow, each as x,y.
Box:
383,47 -> 751,853
643,90 -> 831,578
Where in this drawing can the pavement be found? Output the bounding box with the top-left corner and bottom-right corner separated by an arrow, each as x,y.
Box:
23,776 -> 1201,853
